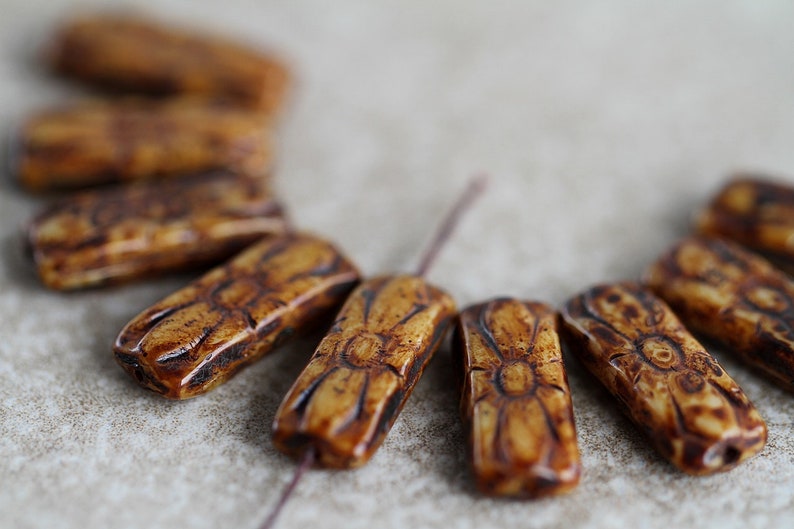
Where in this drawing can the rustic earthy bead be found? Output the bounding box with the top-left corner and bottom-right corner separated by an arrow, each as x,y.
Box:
27,171 -> 287,290
47,14 -> 290,113
272,275 -> 456,468
14,98 -> 272,192
113,233 -> 360,399
560,282 -> 767,475
696,177 -> 794,273
455,298 -> 580,497
645,235 -> 794,391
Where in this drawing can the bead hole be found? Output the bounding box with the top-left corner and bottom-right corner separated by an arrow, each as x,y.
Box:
722,446 -> 741,466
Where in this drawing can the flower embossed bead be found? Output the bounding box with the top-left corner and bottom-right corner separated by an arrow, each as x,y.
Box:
113,233 -> 360,399
645,235 -> 794,391
47,14 -> 290,113
272,275 -> 456,468
455,298 -> 581,497
560,282 -> 767,475
27,171 -> 287,290
15,98 -> 273,191
696,176 -> 794,273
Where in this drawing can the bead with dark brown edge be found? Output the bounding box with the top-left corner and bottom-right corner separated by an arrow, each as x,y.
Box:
15,98 -> 273,192
27,170 -> 289,290
113,233 -> 360,399
645,235 -> 794,391
46,14 -> 290,114
696,176 -> 794,274
455,298 -> 581,497
560,281 -> 766,475
272,275 -> 456,468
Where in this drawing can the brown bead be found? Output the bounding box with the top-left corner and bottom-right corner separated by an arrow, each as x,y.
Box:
47,14 -> 290,113
560,282 -> 767,475
14,98 -> 272,192
113,233 -> 360,399
27,171 -> 287,290
696,176 -> 794,273
645,235 -> 794,391
272,275 -> 456,469
455,298 -> 581,498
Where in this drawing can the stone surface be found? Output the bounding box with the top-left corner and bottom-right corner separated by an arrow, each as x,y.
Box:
2,1 -> 794,528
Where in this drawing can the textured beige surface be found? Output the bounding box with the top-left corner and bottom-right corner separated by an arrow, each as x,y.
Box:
2,1 -> 794,528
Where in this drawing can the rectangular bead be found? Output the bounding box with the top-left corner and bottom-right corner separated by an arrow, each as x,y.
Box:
272,275 -> 456,468
645,235 -> 794,391
47,14 -> 290,113
560,282 -> 766,475
455,298 -> 581,497
27,171 -> 287,290
14,99 -> 272,191
696,177 -> 794,273
113,233 -> 360,399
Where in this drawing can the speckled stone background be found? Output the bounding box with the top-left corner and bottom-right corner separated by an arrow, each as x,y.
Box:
2,1 -> 794,528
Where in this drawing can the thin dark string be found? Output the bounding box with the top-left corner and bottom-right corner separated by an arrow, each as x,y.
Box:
259,173 -> 487,529
415,173 -> 489,278
259,447 -> 316,529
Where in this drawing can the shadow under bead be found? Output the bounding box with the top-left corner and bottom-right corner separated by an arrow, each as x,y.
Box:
15,98 -> 273,192
46,14 -> 290,114
455,298 -> 581,498
113,233 -> 360,399
645,235 -> 794,391
26,171 -> 288,290
560,282 -> 767,476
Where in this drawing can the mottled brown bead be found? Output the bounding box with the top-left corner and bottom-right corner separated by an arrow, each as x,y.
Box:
113,233 -> 360,399
560,282 -> 766,475
47,14 -> 290,113
27,171 -> 287,290
455,298 -> 580,498
645,235 -> 794,391
14,98 -> 272,192
696,177 -> 794,273
272,275 -> 456,469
